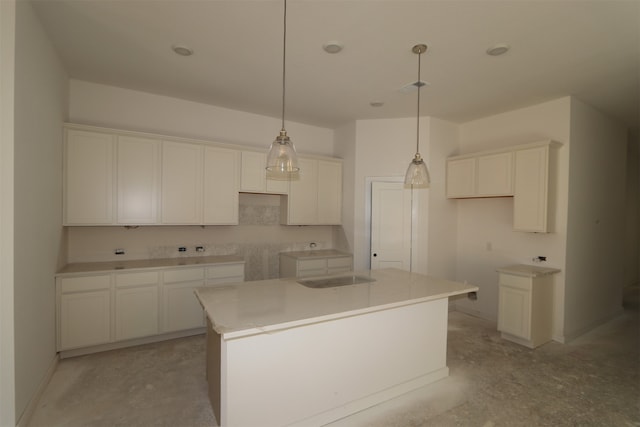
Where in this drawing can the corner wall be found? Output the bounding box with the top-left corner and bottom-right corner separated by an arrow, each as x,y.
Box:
563,98 -> 628,340
0,1 -> 16,424
454,98 -> 571,341
13,0 -> 68,421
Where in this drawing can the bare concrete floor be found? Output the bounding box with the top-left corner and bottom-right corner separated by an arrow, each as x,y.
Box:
28,310 -> 639,427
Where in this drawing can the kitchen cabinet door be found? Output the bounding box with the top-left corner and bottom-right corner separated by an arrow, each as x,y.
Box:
477,152 -> 513,196
285,157 -> 318,225
58,275 -> 112,350
206,263 -> 245,286
513,145 -> 550,232
240,151 -> 289,194
498,280 -> 531,340
161,141 -> 203,224
64,129 -> 115,225
204,147 -> 239,224
114,271 -> 159,341
317,160 -> 342,225
117,136 -> 160,224
162,268 -> 206,332
446,158 -> 476,198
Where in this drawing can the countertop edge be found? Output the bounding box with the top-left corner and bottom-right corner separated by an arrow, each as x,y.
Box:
57,255 -> 245,276
200,282 -> 478,340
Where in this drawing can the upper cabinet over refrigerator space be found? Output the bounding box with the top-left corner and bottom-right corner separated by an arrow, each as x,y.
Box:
446,140 -> 559,233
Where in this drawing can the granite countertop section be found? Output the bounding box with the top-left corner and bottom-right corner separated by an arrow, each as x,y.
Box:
57,255 -> 245,276
496,264 -> 561,278
279,249 -> 352,259
195,268 -> 478,339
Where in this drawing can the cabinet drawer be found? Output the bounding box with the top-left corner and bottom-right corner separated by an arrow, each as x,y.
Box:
115,271 -> 159,288
327,257 -> 352,269
60,275 -> 111,293
298,259 -> 327,271
206,263 -> 244,279
499,273 -> 531,291
163,268 -> 205,283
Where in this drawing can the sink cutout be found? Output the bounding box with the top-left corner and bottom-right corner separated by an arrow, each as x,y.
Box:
298,275 -> 376,289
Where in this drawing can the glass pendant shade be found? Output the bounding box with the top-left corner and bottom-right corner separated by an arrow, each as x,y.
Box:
266,0 -> 300,178
404,43 -> 431,188
405,153 -> 430,187
267,130 -> 299,175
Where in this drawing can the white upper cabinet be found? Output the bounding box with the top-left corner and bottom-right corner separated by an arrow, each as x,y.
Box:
281,157 -> 342,225
204,146 -> 239,225
446,151 -> 513,198
240,150 -> 288,194
117,136 -> 160,224
477,151 -> 513,197
513,144 -> 552,232
64,129 -> 115,225
317,160 -> 342,224
446,157 -> 476,198
285,157 -> 318,225
63,124 -> 341,226
161,141 -> 203,224
446,141 -> 558,233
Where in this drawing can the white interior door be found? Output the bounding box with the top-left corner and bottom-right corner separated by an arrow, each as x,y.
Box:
370,181 -> 412,270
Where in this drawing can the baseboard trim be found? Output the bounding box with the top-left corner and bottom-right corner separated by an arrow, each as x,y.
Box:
452,304 -> 497,323
59,328 -> 205,359
562,308 -> 625,343
16,353 -> 59,427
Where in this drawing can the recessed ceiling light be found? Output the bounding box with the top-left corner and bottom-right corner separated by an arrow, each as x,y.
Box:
322,41 -> 343,54
172,45 -> 194,56
486,43 -> 510,56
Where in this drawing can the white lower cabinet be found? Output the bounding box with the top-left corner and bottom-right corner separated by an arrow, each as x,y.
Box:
56,261 -> 245,355
279,252 -> 353,278
114,271 -> 159,341
161,268 -> 206,332
58,275 -> 111,350
497,265 -> 560,348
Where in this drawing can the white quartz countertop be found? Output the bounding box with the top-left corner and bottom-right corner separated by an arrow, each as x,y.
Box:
57,255 -> 245,276
496,264 -> 561,278
279,249 -> 352,259
195,268 -> 478,339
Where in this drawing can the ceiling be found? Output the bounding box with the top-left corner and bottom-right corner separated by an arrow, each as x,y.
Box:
32,0 -> 639,131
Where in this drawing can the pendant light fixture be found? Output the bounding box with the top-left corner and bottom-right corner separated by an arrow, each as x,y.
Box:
266,0 -> 300,176
404,44 -> 430,188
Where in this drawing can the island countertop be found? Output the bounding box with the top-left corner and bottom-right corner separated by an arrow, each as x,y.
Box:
195,268 -> 478,339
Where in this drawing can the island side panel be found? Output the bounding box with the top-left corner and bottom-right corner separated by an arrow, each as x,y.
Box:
206,318 -> 221,424
220,298 -> 449,427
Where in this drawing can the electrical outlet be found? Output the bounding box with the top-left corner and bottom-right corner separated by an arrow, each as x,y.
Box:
532,256 -> 547,263
195,246 -> 205,252
178,247 -> 187,252
114,248 -> 125,255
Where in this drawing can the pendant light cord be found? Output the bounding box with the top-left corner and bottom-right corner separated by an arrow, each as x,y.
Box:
416,49 -> 421,154
281,0 -> 287,132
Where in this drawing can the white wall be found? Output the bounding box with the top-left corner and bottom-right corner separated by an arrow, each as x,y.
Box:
351,118 -> 425,271
69,80 -> 334,156
563,98 -> 628,340
454,98 -> 571,341
425,118 -> 459,280
0,1 -> 16,424
13,0 -> 68,422
625,132 -> 639,288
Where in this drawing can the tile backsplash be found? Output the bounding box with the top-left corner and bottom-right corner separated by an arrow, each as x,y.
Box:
65,193 -> 348,280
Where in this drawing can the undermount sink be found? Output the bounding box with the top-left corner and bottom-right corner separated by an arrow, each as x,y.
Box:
298,275 -> 376,289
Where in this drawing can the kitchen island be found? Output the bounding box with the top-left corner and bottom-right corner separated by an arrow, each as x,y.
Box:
195,268 -> 477,427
